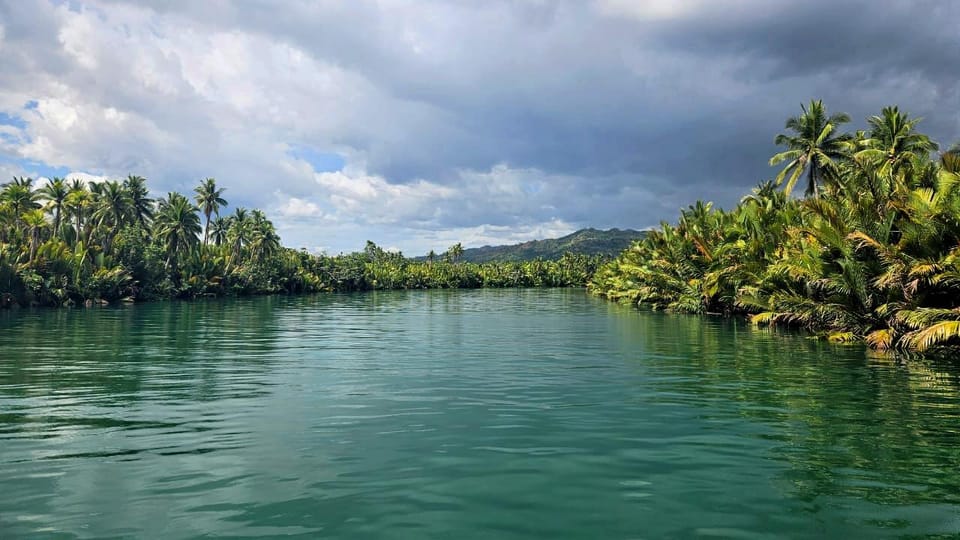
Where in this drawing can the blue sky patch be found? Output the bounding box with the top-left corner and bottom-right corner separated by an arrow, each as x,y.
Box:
0,154 -> 70,179
287,144 -> 345,173
0,113 -> 27,129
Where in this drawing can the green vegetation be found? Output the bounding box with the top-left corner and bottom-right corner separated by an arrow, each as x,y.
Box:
429,228 -> 646,263
0,176 -> 601,308
591,101 -> 960,354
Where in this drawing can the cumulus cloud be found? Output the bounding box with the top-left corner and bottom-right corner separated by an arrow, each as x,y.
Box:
0,0 -> 957,254
276,197 -> 324,219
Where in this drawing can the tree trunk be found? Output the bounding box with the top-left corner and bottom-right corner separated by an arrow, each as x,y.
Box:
203,211 -> 211,247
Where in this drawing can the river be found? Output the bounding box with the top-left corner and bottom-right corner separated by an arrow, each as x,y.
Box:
1,289 -> 959,538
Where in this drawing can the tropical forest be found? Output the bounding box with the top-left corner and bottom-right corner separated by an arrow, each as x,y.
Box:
4,102 -> 960,355
590,101 -> 960,354
0,175 -> 601,308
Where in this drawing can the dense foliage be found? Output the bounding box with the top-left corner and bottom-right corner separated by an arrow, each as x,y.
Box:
590,102 -> 960,354
0,176 -> 601,308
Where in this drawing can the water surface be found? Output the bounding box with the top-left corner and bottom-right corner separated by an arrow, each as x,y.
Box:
2,289 -> 960,538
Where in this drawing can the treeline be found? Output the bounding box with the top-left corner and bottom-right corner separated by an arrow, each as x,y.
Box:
590,102 -> 960,354
0,175 -> 601,308
316,244 -> 603,291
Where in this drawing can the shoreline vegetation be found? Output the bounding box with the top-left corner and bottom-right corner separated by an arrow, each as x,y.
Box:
590,101 -> 960,354
0,176 -> 602,310
4,102 -> 959,356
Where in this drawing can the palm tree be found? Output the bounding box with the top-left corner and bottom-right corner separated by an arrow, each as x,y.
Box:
65,183 -> 91,246
447,242 -> 464,264
194,177 -> 227,247
856,106 -> 939,184
0,200 -> 13,243
38,177 -> 69,238
93,180 -> 132,253
209,216 -> 230,247
0,179 -> 39,229
229,207 -> 250,259
770,100 -> 852,197
155,192 -> 202,269
124,175 -> 154,228
9,176 -> 34,189
249,211 -> 281,261
23,209 -> 47,263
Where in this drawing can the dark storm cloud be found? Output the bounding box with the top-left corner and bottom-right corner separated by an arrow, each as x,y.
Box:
140,0 -> 958,183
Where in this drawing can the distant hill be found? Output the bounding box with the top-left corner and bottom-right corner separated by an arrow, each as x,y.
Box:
423,228 -> 647,263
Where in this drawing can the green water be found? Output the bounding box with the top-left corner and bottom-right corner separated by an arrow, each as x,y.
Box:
1,289 -> 960,539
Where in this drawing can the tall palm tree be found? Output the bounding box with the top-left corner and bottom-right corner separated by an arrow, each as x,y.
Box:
155,192 -> 202,269
770,100 -> 852,197
23,209 -> 47,263
856,106 -> 939,184
93,180 -> 132,253
67,178 -> 85,192
249,212 -> 281,262
229,207 -> 250,259
0,200 -> 13,243
209,216 -> 230,247
447,242 -> 464,263
9,176 -> 34,189
0,180 -> 39,226
38,177 -> 69,239
65,183 -> 91,246
124,175 -> 154,229
194,177 -> 227,247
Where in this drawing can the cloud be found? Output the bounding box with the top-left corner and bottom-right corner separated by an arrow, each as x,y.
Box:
594,0 -> 756,21
0,0 -> 957,254
276,197 -> 323,219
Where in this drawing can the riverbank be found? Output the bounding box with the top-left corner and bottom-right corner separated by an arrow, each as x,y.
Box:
590,102 -> 960,354
1,175 -> 602,309
1,246 -> 602,309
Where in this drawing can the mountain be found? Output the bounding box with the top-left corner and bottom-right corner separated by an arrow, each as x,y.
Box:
424,228 -> 647,263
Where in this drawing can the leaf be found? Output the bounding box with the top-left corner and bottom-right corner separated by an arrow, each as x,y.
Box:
902,320 -> 960,352
828,331 -> 857,343
865,329 -> 894,350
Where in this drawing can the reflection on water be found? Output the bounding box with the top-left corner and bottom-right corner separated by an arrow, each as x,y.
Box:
1,290 -> 959,539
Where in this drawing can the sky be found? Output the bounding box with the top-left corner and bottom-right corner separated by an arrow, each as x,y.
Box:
0,0 -> 958,255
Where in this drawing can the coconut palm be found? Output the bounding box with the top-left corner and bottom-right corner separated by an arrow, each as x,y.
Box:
65,184 -> 91,246
9,176 -> 34,189
447,243 -> 464,264
0,200 -> 14,243
194,177 -> 227,247
155,192 -> 202,268
228,207 -> 251,259
856,106 -> 939,185
93,180 -> 132,252
124,175 -> 154,228
770,100 -> 852,197
249,211 -> 281,261
209,216 -> 230,247
1,179 -> 39,225
23,209 -> 47,263
38,177 -> 69,238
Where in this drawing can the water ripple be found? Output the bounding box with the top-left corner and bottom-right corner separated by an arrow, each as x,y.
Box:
1,289 -> 959,538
